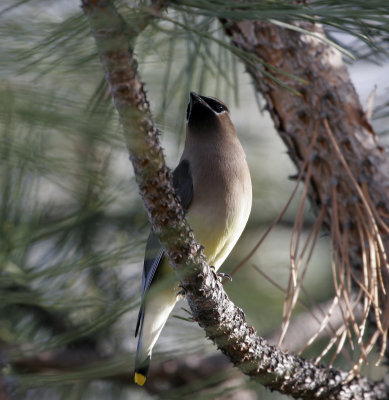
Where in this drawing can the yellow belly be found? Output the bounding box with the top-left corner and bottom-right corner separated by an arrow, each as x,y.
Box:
187,196 -> 251,270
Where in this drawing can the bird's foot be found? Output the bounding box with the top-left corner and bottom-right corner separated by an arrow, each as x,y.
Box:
217,272 -> 232,281
210,266 -> 232,282
176,283 -> 186,299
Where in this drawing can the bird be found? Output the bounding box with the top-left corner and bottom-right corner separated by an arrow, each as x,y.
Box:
134,92 -> 252,386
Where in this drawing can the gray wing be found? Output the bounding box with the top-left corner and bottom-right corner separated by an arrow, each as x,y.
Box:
172,159 -> 193,211
135,159 -> 193,337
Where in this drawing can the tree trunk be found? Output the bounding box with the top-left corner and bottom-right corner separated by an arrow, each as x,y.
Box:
224,18 -> 389,364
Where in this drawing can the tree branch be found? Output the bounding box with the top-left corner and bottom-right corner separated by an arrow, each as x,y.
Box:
223,18 -> 389,366
82,1 -> 389,398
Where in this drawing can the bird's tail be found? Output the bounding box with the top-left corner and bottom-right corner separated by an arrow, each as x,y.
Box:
133,277 -> 178,386
134,353 -> 151,386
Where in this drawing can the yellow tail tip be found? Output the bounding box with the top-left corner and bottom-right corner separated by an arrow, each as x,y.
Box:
134,372 -> 146,386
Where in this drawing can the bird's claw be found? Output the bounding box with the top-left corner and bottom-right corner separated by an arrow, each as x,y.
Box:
210,266 -> 232,282
217,272 -> 232,281
176,283 -> 186,298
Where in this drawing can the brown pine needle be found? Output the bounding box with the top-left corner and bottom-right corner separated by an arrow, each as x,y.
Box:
323,118 -> 388,370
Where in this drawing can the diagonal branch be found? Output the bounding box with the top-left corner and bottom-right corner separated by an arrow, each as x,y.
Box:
223,18 -> 389,369
82,1 -> 389,398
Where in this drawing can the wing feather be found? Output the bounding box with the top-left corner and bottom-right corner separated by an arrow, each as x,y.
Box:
135,159 -> 193,337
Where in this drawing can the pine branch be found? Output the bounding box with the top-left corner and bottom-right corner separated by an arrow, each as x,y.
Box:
222,18 -> 389,369
1,283 -> 71,336
82,1 -> 389,398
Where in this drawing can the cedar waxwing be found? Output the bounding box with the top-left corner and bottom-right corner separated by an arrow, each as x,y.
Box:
134,92 -> 252,386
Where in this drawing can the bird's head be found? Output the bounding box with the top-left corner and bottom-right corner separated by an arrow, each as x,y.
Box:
186,92 -> 232,135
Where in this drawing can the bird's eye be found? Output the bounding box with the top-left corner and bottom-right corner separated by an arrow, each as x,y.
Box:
201,97 -> 228,114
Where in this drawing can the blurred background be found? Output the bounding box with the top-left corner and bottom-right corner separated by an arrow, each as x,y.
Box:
1,1 -> 388,399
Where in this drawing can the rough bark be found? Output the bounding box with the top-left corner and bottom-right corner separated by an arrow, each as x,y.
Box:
82,1 -> 389,398
81,0 -> 207,284
223,19 -> 389,360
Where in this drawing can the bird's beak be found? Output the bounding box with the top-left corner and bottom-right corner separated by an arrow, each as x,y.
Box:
190,91 -> 201,103
190,91 -> 208,107
187,91 -> 209,122
187,92 -> 199,120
